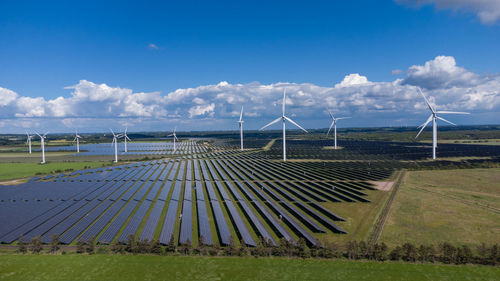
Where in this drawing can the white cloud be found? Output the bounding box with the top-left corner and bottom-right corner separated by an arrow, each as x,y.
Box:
0,55 -> 499,132
148,43 -> 159,50
0,87 -> 18,106
335,73 -> 370,88
188,103 -> 215,118
402,56 -> 479,89
396,0 -> 500,24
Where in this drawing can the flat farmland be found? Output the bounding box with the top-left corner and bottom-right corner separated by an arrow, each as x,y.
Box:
380,168 -> 500,247
1,255 -> 498,281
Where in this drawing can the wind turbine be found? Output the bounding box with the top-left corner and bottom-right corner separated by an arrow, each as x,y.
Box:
415,88 -> 469,160
26,131 -> 34,154
122,127 -> 131,153
35,131 -> 48,164
168,127 -> 179,152
110,129 -> 123,163
238,106 -> 244,150
73,129 -> 82,153
259,89 -> 308,161
326,110 -> 350,150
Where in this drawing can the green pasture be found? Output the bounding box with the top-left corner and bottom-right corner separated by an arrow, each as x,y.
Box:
0,255 -> 498,281
380,168 -> 500,247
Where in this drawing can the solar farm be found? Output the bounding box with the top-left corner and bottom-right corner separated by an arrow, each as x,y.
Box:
1,136 -> 499,249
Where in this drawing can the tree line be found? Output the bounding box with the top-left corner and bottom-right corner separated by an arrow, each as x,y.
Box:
16,235 -> 500,266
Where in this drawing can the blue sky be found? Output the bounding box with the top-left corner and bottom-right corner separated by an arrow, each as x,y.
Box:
1,0 -> 499,133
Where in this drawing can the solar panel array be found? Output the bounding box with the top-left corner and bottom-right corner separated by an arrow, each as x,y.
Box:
8,138 -> 494,247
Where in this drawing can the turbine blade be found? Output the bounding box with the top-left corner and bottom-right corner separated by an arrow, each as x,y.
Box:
437,116 -> 456,126
174,136 -> 179,141
417,87 -> 435,113
282,89 -> 286,116
326,120 -> 335,136
415,115 -> 433,139
239,106 -> 243,122
436,111 -> 470,115
126,136 -> 131,141
336,117 -> 351,121
110,128 -> 115,136
259,117 -> 282,131
167,134 -> 173,137
284,116 -> 308,133
327,108 -> 333,119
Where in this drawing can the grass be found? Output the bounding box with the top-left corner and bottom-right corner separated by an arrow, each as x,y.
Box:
0,162 -> 105,182
318,188 -> 391,243
1,255 -> 499,281
379,168 -> 500,247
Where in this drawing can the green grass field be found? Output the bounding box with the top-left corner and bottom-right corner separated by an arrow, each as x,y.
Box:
0,255 -> 498,281
0,162 -> 105,182
380,168 -> 500,247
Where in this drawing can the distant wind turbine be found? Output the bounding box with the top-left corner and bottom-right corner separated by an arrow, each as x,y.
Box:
73,129 -> 82,153
168,127 -> 179,152
238,106 -> 244,150
110,129 -> 123,163
259,89 -> 308,161
415,88 -> 469,160
326,110 -> 350,150
26,131 -> 34,154
122,128 -> 131,153
35,131 -> 48,164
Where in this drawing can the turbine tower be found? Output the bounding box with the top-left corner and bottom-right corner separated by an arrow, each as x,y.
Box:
326,109 -> 350,150
73,129 -> 82,153
259,89 -> 308,161
238,106 -> 244,150
35,131 -> 48,164
122,127 -> 131,153
415,88 -> 469,160
26,131 -> 34,154
110,129 -> 123,163
168,127 -> 179,152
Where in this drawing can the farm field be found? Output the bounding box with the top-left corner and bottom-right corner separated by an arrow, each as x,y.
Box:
380,168 -> 500,247
0,162 -> 105,182
0,255 -> 498,281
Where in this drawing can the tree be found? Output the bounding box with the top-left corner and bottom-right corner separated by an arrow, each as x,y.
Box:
110,240 -> 125,254
389,246 -> 402,261
29,236 -> 43,254
150,239 -> 162,255
402,242 -> 417,262
180,239 -> 192,255
126,235 -> 138,254
166,236 -> 176,253
253,237 -> 266,257
50,234 -> 60,253
76,240 -> 85,254
296,238 -> 310,258
18,235 -> 27,254
224,236 -> 236,256
86,237 -> 96,254
358,241 -> 368,259
346,241 -> 358,259
439,242 -> 457,264
238,239 -> 248,256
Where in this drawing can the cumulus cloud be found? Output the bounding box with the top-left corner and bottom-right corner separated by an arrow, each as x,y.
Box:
0,55 -> 499,132
392,69 -> 404,76
402,56 -> 479,89
396,0 -> 500,24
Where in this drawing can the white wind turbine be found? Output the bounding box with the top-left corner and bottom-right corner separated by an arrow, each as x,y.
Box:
168,127 -> 179,152
73,129 -> 82,153
259,89 -> 308,161
34,131 -> 48,164
326,109 -> 350,150
122,127 -> 131,153
26,131 -> 34,154
415,88 -> 469,160
110,129 -> 123,163
238,106 -> 244,150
